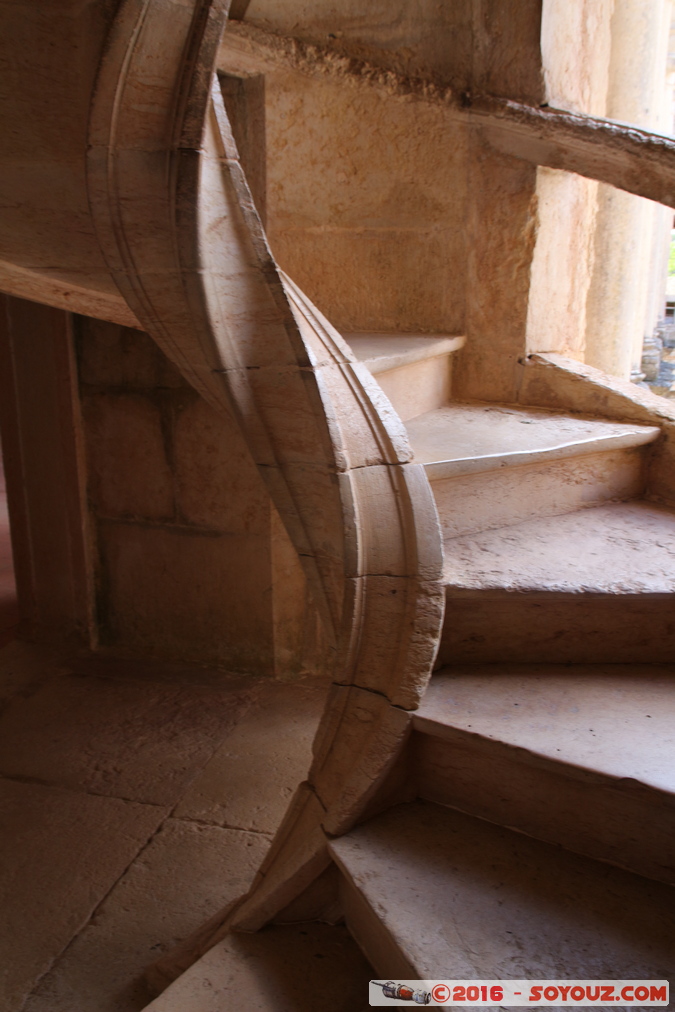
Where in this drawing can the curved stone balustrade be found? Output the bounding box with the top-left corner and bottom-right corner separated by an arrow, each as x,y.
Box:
4,0 -> 675,987
86,0 -> 446,960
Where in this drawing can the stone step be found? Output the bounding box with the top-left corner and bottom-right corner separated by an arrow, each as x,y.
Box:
141,920 -> 373,1012
406,402 -> 660,539
329,800 -> 675,983
439,499 -> 675,664
412,665 -> 675,884
343,333 -> 465,421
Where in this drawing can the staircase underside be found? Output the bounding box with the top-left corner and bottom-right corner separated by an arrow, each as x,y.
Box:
144,336 -> 675,1009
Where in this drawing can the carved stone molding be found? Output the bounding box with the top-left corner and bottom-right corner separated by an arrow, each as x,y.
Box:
86,0 -> 446,955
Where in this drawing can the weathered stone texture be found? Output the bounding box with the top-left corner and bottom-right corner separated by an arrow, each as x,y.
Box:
97,523 -> 274,670
173,396 -> 270,532
77,318 -> 288,673
0,778 -> 164,1011
264,71 -> 467,335
82,393 -> 174,521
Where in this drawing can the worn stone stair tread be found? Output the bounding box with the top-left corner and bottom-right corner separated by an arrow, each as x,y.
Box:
141,921 -> 373,1012
416,665 -> 675,796
406,402 -> 660,479
342,333 -> 465,374
329,801 -> 675,982
443,500 -> 675,593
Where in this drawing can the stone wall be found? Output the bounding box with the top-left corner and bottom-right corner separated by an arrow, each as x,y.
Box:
76,317 -> 313,676
264,69 -> 468,336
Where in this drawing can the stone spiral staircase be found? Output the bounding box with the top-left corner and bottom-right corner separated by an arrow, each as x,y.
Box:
3,0 -> 674,1003
146,335 -> 675,1007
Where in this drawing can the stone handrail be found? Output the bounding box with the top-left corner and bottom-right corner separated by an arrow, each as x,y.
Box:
87,0 -> 445,956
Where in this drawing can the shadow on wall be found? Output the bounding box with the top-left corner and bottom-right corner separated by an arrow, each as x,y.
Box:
0,450 -> 17,646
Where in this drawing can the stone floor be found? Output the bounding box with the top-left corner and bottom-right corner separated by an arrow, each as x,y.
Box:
0,462 -> 372,1011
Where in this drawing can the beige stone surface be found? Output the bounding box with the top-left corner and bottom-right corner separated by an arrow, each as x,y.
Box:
23,819 -> 269,1012
7,9 -> 675,1012
455,139 -> 538,403
97,522 -> 275,670
439,589 -> 675,666
78,322 -> 184,391
419,666 -> 675,791
331,801 -> 675,980
0,640 -> 69,707
526,168 -> 598,360
431,447 -> 648,541
310,683 -> 411,835
344,334 -> 464,376
0,641 -> 335,1011
415,729 -> 675,885
243,0 -> 473,83
407,402 -> 659,473
143,921 -> 372,1012
583,0 -> 673,379
443,499 -> 675,593
374,356 -> 452,423
541,0 -> 612,116
230,782 -> 330,933
0,297 -> 95,643
76,316 -> 287,671
0,778 -> 164,1011
413,666 -> 675,882
517,352 -> 675,503
83,393 -> 174,521
174,677 -> 327,833
0,667 -> 257,805
173,396 -> 270,532
0,2 -> 119,304
265,69 -> 467,336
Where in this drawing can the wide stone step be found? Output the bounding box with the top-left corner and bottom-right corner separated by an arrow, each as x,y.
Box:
413,665 -> 675,883
329,800 -> 675,983
343,333 -> 464,421
406,402 -> 660,538
141,920 -> 372,1011
439,500 -> 675,664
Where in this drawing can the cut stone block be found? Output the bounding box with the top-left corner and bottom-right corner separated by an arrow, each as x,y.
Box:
330,801 -> 675,981
0,778 -> 164,1011
0,640 -> 69,707
444,500 -> 675,592
82,392 -> 175,520
141,922 -> 373,1012
174,677 -> 327,834
407,402 -> 659,475
97,522 -> 275,670
172,396 -> 270,532
344,334 -> 465,376
414,665 -> 675,882
407,402 -> 659,536
77,319 -> 185,390
344,334 -> 465,421
440,500 -> 675,663
23,819 -> 270,1012
0,668 -> 257,805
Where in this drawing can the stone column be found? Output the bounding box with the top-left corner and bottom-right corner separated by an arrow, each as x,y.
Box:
0,296 -> 95,644
525,1 -> 613,364
584,0 -> 673,380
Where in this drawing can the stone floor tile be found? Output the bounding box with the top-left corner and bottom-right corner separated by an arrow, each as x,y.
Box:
173,676 -> 327,833
0,777 -> 164,1012
23,819 -> 270,1012
0,641 -> 71,709
143,922 -> 373,1012
0,670 -> 257,805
